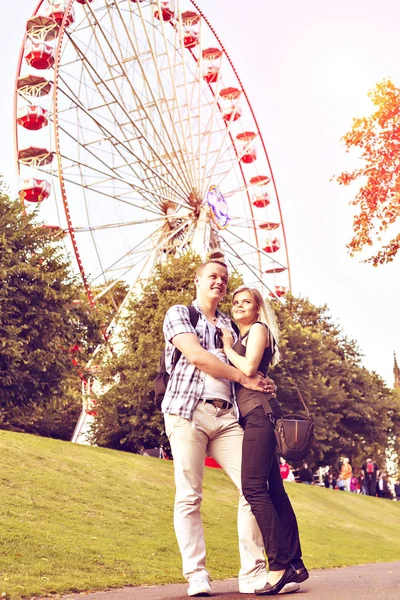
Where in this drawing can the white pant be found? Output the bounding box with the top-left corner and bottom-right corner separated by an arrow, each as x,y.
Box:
343,478 -> 351,492
165,401 -> 266,585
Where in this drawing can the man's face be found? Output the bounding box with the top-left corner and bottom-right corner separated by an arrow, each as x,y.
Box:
195,263 -> 228,303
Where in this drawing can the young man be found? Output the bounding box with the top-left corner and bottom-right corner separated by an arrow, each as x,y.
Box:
162,261 -> 299,597
361,457 -> 379,496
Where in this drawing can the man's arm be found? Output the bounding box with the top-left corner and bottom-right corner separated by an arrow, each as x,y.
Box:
172,331 -> 272,392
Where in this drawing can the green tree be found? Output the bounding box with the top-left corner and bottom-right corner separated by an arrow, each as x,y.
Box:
272,295 -> 398,467
94,254 -> 242,452
0,182 -> 102,438
336,78 -> 400,265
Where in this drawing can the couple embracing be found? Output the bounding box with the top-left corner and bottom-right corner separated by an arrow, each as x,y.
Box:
162,260 -> 308,597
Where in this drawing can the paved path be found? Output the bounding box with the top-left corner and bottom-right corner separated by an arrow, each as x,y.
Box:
53,562 -> 400,600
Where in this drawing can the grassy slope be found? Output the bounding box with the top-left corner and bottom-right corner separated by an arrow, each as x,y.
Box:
0,430 -> 399,599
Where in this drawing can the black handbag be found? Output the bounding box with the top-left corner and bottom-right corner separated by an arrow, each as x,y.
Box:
271,358 -> 314,462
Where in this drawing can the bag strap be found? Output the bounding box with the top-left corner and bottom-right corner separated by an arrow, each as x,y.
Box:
237,322 -> 310,418
170,305 -> 200,370
277,350 -> 311,419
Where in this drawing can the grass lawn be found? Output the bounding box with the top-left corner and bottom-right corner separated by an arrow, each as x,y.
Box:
0,430 -> 399,599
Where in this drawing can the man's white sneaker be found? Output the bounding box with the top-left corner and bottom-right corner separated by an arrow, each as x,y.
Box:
188,571 -> 212,597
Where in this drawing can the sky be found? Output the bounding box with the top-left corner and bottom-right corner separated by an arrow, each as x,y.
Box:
2,0 -> 400,386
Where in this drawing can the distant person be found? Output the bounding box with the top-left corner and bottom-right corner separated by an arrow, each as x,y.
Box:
298,462 -> 313,485
350,475 -> 359,493
339,457 -> 352,492
394,479 -> 400,501
324,469 -> 334,489
361,458 -> 379,496
358,470 -> 367,495
378,473 -> 392,499
279,457 -> 293,481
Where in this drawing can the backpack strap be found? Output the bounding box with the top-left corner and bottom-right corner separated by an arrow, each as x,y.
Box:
170,305 -> 200,370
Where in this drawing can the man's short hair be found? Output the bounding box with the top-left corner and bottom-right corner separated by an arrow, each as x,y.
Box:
195,260 -> 228,277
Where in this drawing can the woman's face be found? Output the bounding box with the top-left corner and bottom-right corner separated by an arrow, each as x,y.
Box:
231,290 -> 259,324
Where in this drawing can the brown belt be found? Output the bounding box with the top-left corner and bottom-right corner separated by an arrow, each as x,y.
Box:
205,399 -> 231,410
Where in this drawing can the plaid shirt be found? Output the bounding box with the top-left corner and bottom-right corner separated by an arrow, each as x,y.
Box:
162,300 -> 239,419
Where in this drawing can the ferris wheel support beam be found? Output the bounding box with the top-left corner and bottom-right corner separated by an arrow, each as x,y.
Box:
190,206 -> 224,262
72,211 -> 197,445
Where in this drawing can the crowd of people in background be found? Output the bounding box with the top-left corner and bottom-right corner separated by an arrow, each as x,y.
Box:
279,455 -> 400,501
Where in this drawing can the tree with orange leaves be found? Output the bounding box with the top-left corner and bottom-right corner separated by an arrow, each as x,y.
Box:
336,78 -> 400,265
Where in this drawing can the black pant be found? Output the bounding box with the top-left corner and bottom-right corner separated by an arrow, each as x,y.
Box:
365,477 -> 377,496
241,406 -> 303,571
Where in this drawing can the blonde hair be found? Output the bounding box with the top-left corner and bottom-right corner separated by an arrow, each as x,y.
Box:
232,286 -> 281,366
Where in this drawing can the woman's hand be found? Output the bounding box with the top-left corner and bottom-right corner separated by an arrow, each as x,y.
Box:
220,327 -> 234,351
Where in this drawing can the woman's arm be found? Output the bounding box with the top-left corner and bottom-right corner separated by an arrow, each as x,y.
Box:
221,322 -> 269,376
171,331 -> 271,391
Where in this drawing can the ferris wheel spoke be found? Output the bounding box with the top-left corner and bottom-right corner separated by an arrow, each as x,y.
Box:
208,146 -> 246,190
221,227 -> 288,270
114,0 -> 195,195
226,252 -> 275,297
220,236 -> 275,295
71,213 -> 184,233
200,110 -> 241,198
56,167 -> 193,225
55,113 -> 172,213
73,2 -> 193,200
60,150 -> 192,212
174,7 -> 201,195
90,215 -> 193,286
57,75 -> 172,207
196,86 -> 231,197
147,2 -> 201,196
62,34 -> 190,203
57,73 -> 192,210
107,11 -> 195,199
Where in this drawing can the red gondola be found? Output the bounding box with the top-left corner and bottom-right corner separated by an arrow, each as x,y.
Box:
250,175 -> 271,186
46,1 -> 75,27
19,178 -> 51,203
202,48 -> 222,83
259,222 -> 280,230
263,238 -> 280,253
252,193 -> 270,208
25,40 -> 55,70
154,2 -> 175,21
17,106 -> 49,130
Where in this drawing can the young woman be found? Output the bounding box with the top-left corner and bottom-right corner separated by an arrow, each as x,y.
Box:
221,286 -> 308,596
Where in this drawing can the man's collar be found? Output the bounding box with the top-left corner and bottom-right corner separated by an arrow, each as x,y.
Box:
192,299 -> 229,322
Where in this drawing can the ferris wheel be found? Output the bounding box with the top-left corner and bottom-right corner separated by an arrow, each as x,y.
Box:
15,0 -> 291,440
